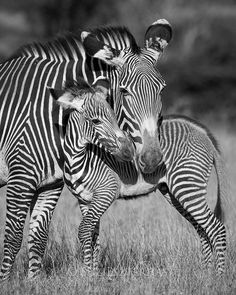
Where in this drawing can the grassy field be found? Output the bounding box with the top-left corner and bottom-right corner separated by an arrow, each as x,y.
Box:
0,126 -> 236,294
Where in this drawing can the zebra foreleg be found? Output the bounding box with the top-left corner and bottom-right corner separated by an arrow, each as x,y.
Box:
27,180 -> 64,279
78,185 -> 118,271
0,180 -> 35,281
79,203 -> 100,271
91,221 -> 100,270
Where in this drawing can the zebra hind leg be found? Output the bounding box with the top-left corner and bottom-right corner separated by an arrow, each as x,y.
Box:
176,188 -> 226,274
171,195 -> 214,268
158,182 -> 226,273
27,180 -> 64,279
158,182 -> 214,267
192,204 -> 226,274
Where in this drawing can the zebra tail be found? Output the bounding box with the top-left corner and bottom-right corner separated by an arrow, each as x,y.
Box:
213,148 -> 230,225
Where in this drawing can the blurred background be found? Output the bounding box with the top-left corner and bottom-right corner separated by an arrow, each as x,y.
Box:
0,2 -> 236,289
0,0 -> 235,128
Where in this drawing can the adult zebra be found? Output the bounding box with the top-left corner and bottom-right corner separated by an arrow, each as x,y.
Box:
0,20 -> 172,279
60,110 -> 227,274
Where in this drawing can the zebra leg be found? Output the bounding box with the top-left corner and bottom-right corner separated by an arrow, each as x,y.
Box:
0,181 -> 35,281
158,182 -> 226,272
79,203 -> 100,271
158,183 -> 213,266
200,236 -> 213,267
190,204 -> 226,274
27,180 -> 64,279
91,221 -> 100,270
78,186 -> 118,271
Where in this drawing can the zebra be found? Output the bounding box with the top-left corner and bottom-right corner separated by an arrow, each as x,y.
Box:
157,115 -> 227,274
0,76 -> 134,280
60,111 -> 227,274
0,20 -> 172,279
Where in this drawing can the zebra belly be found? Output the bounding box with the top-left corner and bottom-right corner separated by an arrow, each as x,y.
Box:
0,148 -> 8,185
119,181 -> 157,197
38,162 -> 63,188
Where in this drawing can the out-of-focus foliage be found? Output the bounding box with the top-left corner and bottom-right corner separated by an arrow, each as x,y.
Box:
0,0 -> 235,125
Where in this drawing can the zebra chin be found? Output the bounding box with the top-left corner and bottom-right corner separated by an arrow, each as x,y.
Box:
112,147 -> 134,162
107,141 -> 134,162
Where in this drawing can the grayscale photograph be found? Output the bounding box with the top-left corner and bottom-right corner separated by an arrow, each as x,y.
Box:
0,0 -> 235,294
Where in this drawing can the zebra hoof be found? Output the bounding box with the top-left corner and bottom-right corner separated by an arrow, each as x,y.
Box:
26,269 -> 41,281
158,182 -> 169,195
0,272 -> 10,283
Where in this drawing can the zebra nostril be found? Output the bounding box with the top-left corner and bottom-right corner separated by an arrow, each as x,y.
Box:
117,136 -> 126,145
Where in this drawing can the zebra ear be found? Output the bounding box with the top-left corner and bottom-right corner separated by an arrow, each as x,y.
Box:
144,19 -> 172,61
49,87 -> 85,111
49,87 -> 65,100
92,78 -> 110,97
81,32 -> 125,68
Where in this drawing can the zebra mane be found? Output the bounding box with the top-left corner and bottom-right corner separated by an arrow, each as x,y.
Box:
64,78 -> 95,97
90,26 -> 141,54
9,32 -> 81,60
8,26 -> 140,61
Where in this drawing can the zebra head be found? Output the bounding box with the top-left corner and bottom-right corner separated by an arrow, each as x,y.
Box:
81,19 -> 172,173
50,78 -> 134,162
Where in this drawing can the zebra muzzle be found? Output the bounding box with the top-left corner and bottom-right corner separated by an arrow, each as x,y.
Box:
139,148 -> 163,173
113,136 -> 134,161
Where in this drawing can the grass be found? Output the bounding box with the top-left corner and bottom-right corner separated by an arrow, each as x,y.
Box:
0,126 -> 236,294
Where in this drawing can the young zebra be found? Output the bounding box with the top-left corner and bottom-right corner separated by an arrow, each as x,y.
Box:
158,115 -> 227,274
50,77 -> 136,271
5,77 -> 134,280
57,104 -> 227,273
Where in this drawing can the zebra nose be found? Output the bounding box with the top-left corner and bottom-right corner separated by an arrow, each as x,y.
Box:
116,136 -> 134,161
117,136 -> 128,146
139,149 -> 163,173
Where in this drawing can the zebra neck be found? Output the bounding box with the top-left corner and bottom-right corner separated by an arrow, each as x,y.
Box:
64,132 -> 90,159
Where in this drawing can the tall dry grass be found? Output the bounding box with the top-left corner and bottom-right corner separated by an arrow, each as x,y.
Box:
0,127 -> 236,294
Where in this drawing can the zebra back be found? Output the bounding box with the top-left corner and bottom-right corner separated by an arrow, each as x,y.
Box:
161,114 -> 229,224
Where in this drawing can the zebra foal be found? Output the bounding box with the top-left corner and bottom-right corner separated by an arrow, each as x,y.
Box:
51,78 -> 135,271
158,115 -> 227,274
0,77 -> 133,280
61,113 -> 227,274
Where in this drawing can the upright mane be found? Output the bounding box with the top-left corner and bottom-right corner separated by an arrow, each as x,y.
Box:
90,26 -> 141,54
7,26 -> 140,62
64,78 -> 95,97
8,32 -> 82,61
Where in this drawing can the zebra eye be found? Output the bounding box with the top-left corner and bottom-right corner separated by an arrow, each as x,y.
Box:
91,118 -> 101,125
160,86 -> 165,95
120,87 -> 129,96
158,115 -> 163,126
